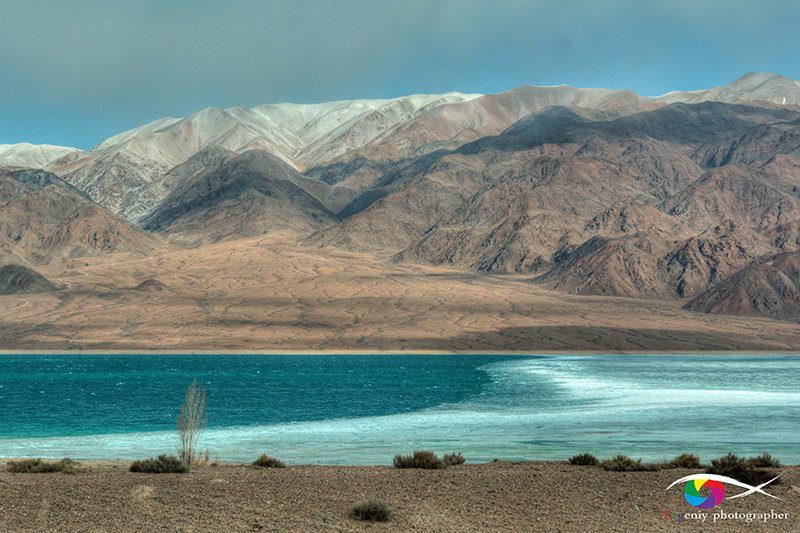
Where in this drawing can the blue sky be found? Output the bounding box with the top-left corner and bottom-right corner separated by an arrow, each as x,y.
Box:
1,0 -> 799,149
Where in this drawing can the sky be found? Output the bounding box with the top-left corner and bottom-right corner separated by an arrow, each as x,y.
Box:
1,0 -> 799,149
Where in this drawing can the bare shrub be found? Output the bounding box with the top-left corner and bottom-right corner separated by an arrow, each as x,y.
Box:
177,378 -> 208,467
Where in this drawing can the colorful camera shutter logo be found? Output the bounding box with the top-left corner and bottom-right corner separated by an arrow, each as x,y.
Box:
684,478 -> 726,508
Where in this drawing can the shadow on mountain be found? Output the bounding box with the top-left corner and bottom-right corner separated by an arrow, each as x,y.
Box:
405,325 -> 780,352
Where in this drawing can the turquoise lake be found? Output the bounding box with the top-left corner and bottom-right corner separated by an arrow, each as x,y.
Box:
0,354 -> 797,464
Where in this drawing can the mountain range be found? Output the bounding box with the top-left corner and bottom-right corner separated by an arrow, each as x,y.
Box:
3,72 -> 800,325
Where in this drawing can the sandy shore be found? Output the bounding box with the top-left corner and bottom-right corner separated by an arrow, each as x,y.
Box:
1,460 -> 797,532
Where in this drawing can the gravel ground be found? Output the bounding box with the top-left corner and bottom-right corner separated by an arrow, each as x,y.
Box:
0,460 -> 797,532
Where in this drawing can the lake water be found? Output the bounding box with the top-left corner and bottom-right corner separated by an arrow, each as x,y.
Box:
0,354 -> 798,464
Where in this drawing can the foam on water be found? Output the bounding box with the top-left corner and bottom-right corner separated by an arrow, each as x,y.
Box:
498,355 -> 800,410
1,354 -> 798,464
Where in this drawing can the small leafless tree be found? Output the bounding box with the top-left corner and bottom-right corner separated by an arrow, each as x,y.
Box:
177,378 -> 208,466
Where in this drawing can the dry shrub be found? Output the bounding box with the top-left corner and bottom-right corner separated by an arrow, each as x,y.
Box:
350,500 -> 391,522
707,453 -> 778,485
600,455 -> 659,472
667,454 -> 702,469
7,458 -> 76,473
443,453 -> 465,466
748,453 -> 780,468
569,453 -> 599,466
252,454 -> 285,468
129,454 -> 189,473
393,450 -> 444,469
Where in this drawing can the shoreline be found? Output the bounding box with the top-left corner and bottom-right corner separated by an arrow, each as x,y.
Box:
1,349 -> 798,355
0,450 -> 800,466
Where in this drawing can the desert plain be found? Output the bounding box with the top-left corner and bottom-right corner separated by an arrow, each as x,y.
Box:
0,232 -> 799,353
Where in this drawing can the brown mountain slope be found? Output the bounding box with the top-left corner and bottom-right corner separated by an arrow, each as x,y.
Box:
303,88 -> 659,208
531,220 -> 764,300
534,233 -> 672,298
40,73 -> 799,227
355,85 -> 658,162
684,252 -> 800,319
319,102 -> 796,250
309,102 -> 800,303
141,150 -> 337,244
312,105 -> 704,256
661,221 -> 758,297
662,165 -> 800,231
0,168 -> 163,265
307,151 -> 490,252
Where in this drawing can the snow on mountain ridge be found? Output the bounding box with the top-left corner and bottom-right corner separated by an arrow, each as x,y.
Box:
42,92 -> 481,221
92,92 -> 483,161
246,92 -> 483,161
0,143 -> 79,169
21,74 -> 800,224
656,72 -> 800,105
95,116 -> 182,150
